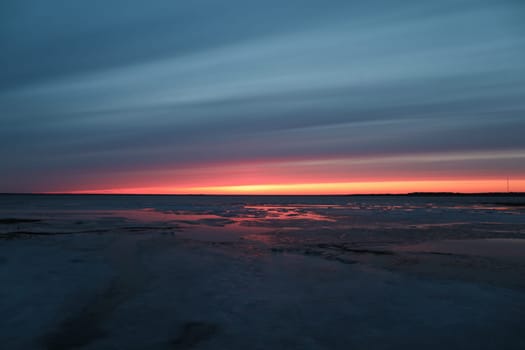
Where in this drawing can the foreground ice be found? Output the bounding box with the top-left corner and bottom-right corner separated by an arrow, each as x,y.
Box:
0,195 -> 524,349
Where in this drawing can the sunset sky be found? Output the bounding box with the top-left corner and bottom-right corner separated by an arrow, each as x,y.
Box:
1,0 -> 524,194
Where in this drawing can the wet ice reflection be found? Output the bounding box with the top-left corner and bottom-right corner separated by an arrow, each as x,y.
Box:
1,196 -> 524,242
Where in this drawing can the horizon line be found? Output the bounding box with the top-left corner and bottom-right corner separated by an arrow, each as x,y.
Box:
1,192 -> 524,197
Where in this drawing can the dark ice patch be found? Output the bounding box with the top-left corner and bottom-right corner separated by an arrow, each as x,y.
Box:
0,218 -> 41,224
171,321 -> 219,349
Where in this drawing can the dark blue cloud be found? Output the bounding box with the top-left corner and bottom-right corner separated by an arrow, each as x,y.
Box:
1,0 -> 524,191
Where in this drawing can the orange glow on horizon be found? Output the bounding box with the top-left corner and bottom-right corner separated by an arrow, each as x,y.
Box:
61,179 -> 525,195
41,151 -> 525,195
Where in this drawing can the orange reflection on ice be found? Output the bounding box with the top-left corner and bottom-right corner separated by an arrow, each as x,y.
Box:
245,205 -> 336,222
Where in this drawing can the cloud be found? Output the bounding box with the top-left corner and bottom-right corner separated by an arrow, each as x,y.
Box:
1,0 -> 524,192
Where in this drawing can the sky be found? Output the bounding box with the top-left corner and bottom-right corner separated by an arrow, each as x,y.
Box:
1,0 -> 525,194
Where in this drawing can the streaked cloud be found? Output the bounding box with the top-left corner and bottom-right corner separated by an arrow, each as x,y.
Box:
1,0 -> 524,192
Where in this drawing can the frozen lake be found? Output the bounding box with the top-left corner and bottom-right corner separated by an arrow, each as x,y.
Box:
1,194 -> 524,349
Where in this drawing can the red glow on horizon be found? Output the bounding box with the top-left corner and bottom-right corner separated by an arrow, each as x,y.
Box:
41,152 -> 525,195
61,179 -> 525,195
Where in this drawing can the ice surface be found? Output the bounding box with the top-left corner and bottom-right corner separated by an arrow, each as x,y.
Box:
0,195 -> 524,349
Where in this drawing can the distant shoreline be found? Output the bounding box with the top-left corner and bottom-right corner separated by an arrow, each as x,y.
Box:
1,192 -> 524,197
